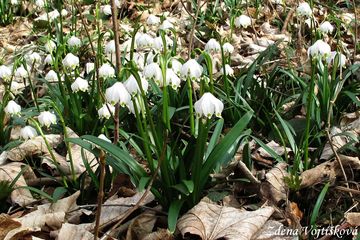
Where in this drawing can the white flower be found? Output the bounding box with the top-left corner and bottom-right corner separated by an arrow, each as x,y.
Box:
181,59 -> 203,81
327,51 -> 347,67
159,20 -> 174,30
235,15 -> 252,28
105,82 -> 131,106
297,2 -> 312,17
0,65 -> 12,81
99,63 -> 115,79
124,74 -> 148,95
35,0 -> 45,8
48,10 -> 60,21
4,100 -> 21,116
220,64 -> 234,76
98,103 -> 115,119
304,18 -> 316,28
38,111 -> 57,127
67,36 -> 81,48
10,82 -> 24,95
101,5 -> 112,16
62,53 -> 79,69
98,134 -> 111,143
341,13 -> 354,25
166,68 -> 181,90
319,21 -> 334,34
171,59 -> 182,76
71,77 -> 89,93
205,39 -> 221,53
143,62 -> 162,83
10,0 -> 18,5
153,35 -> 173,51
147,14 -> 160,25
61,9 -> 68,16
45,70 -> 59,82
15,66 -> 28,78
44,54 -> 53,65
223,42 -> 234,54
115,0 -> 122,8
133,52 -> 146,70
45,40 -> 56,53
26,52 -> 41,64
20,126 -> 38,140
105,40 -> 116,54
307,40 -> 331,58
136,33 -> 154,49
194,92 -> 224,118
86,62 -> 95,74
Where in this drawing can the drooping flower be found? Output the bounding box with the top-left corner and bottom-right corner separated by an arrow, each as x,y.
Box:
326,51 -> 347,67
307,40 -> 331,58
234,15 -> 252,28
220,64 -> 234,76
10,82 -> 24,95
143,62 -> 162,83
0,65 -> 12,81
67,36 -> 82,48
99,63 -> 115,79
45,40 -> 56,53
153,35 -> 173,51
105,82 -> 131,106
86,62 -> 95,74
98,103 -> 115,119
205,39 -> 221,53
45,70 -> 59,82
319,21 -> 334,34
61,9 -> 68,16
20,126 -> 38,140
166,68 -> 181,90
136,33 -> 154,49
38,111 -> 57,127
101,5 -> 112,15
147,14 -> 160,25
44,54 -> 53,65
181,59 -> 203,81
26,52 -> 42,64
15,66 -> 28,78
35,0 -> 45,8
98,134 -> 111,143
105,40 -> 116,54
171,59 -> 182,76
297,2 -> 312,17
48,9 -> 60,21
159,20 -> 174,30
71,77 -> 89,93
194,92 -> 224,118
62,53 -> 79,70
124,74 -> 149,95
223,42 -> 234,54
4,100 -> 21,116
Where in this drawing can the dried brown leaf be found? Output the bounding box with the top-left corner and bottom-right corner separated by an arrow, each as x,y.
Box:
260,163 -> 289,204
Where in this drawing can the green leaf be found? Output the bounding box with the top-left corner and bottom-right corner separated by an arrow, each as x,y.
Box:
310,182 -> 330,227
171,180 -> 194,196
19,186 -> 54,202
252,136 -> 283,162
168,199 -> 184,233
138,177 -> 150,192
205,119 -> 224,158
52,187 -> 67,202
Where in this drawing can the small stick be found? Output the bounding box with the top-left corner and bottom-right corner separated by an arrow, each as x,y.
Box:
281,9 -> 295,34
94,150 -> 106,240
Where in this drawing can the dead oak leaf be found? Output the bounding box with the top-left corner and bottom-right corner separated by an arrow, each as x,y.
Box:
177,200 -> 274,240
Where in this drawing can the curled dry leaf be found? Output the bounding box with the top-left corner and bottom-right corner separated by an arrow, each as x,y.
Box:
177,199 -> 274,240
300,155 -> 360,189
320,127 -> 347,160
126,211 -> 157,240
260,162 -> 289,204
56,223 -> 93,240
0,162 -> 35,206
0,214 -> 21,240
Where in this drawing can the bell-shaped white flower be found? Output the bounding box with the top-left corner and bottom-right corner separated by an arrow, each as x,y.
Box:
297,2 -> 312,17
38,111 -> 57,127
99,63 -> 115,79
124,74 -> 148,95
4,100 -> 21,116
220,64 -> 234,76
143,62 -> 162,83
319,21 -> 334,34
205,39 -> 221,53
307,40 -> 331,58
71,77 -> 89,93
61,9 -> 68,16
223,42 -> 234,54
20,126 -> 38,140
26,52 -> 41,64
15,66 -> 28,78
98,103 -> 115,119
45,70 -> 59,82
171,59 -> 182,76
194,92 -> 224,118
98,134 -> 111,143
0,65 -> 12,81
48,9 -> 60,21
10,82 -> 24,95
62,53 -> 79,70
67,36 -> 82,48
44,54 -> 53,65
147,14 -> 160,25
235,15 -> 252,28
45,40 -> 56,53
181,59 -> 203,81
101,5 -> 112,15
105,82 -> 131,106
326,51 -> 347,67
35,0 -> 45,7
10,0 -> 18,5
136,33 -> 154,49
133,52 -> 146,70
166,68 -> 181,90
105,40 -> 116,54
86,62 -> 95,74
153,36 -> 173,51
159,20 -> 174,30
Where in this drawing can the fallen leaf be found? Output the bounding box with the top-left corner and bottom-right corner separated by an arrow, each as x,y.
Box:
345,212 -> 360,226
126,211 -> 157,240
143,228 -> 173,240
56,223 -> 93,240
0,214 -> 21,239
251,220 -> 296,240
177,199 -> 274,240
320,127 -> 347,160
260,163 -> 289,204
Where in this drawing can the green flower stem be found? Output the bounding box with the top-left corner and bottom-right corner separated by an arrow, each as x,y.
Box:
187,77 -> 195,136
